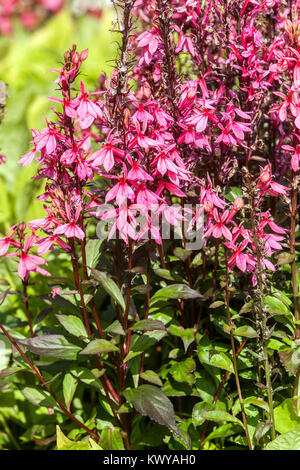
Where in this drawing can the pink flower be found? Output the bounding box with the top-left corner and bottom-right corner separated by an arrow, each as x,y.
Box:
54,204 -> 85,240
226,240 -> 255,272
77,81 -> 103,129
205,209 -> 232,241
137,29 -> 161,65
88,140 -> 125,172
105,175 -> 135,206
15,234 -> 49,281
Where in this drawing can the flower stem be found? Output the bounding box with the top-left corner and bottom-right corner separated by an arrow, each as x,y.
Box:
225,248 -> 252,450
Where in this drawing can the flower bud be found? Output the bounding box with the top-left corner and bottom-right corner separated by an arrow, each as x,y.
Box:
80,49 -> 89,62
203,200 -> 213,213
18,222 -> 26,240
233,197 -> 244,211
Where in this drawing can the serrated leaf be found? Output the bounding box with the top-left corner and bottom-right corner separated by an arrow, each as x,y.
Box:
140,370 -> 163,387
279,347 -> 300,375
104,320 -> 125,336
70,367 -> 102,391
89,439 -> 103,450
205,423 -> 239,442
264,426 -> 300,450
168,325 -> 195,352
22,387 -> 57,409
233,325 -> 258,338
173,247 -> 192,261
123,385 -> 178,435
90,269 -> 125,311
18,335 -> 81,360
80,339 -> 119,355
170,358 -> 196,385
274,398 -> 300,434
55,314 -> 87,339
56,426 -> 95,450
151,284 -> 203,303
130,319 -> 167,332
197,348 -> 234,373
192,403 -> 243,428
123,330 -> 167,363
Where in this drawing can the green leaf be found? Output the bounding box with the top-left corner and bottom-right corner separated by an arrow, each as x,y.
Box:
55,314 -> 87,338
191,252 -> 203,266
192,403 -> 244,428
100,426 -> 125,450
209,301 -> 225,309
85,239 -> 103,268
70,367 -> 103,391
18,335 -> 81,360
169,325 -> 195,352
151,284 -> 203,303
124,330 -> 167,362
265,296 -> 290,315
233,325 -> 259,338
153,268 -> 177,281
279,347 -> 300,375
104,320 -> 125,336
130,319 -> 167,332
123,385 -> 178,435
225,187 -> 243,202
243,397 -> 269,412
140,370 -> 163,387
170,358 -> 196,385
173,247 -> 192,261
89,439 -> 103,450
56,426 -> 98,450
0,334 -> 11,370
22,387 -> 57,409
264,426 -> 300,450
205,423 -> 240,442
197,348 -> 234,373
63,372 -> 78,411
90,269 -> 125,311
80,339 -> 119,355
274,399 -> 300,434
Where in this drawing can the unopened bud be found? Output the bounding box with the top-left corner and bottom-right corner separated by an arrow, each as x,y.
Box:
123,108 -> 131,129
203,200 -> 213,213
142,83 -> 151,100
80,49 -> 89,62
72,52 -> 80,66
233,197 -> 243,211
18,222 -> 26,240
64,50 -> 71,63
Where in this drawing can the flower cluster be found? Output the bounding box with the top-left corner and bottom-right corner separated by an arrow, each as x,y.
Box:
1,0 -> 298,285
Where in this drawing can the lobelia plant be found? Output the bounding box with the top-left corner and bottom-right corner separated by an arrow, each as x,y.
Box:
0,0 -> 299,451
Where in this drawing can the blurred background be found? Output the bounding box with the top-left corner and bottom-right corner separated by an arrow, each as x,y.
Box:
0,0 -> 116,232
